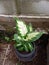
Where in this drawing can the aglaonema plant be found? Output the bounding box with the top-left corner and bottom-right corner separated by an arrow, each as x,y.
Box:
13,18 -> 45,52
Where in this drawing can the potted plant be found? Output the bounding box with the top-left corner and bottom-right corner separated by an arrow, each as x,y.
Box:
13,18 -> 48,61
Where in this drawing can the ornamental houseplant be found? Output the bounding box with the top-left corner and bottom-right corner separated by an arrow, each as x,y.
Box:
13,18 -> 48,61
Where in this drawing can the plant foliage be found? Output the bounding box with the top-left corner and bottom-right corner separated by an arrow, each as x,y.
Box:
13,18 -> 45,52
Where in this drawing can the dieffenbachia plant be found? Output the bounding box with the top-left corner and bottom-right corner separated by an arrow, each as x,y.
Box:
13,18 -> 45,52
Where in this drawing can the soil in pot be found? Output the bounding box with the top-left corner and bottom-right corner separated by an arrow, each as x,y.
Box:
19,51 -> 30,55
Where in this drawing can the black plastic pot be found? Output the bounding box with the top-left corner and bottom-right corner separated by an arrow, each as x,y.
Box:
15,34 -> 49,62
15,42 -> 36,62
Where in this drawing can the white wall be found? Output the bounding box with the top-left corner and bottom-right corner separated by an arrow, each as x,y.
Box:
21,0 -> 49,15
0,0 -> 49,15
0,0 -> 17,15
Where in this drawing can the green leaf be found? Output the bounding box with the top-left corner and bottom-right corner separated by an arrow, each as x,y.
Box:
18,47 -> 24,51
24,44 -> 29,52
15,18 -> 28,37
23,32 -> 44,41
5,36 -> 10,42
27,32 -> 40,39
13,34 -> 21,40
14,42 -> 22,48
27,23 -> 35,34
28,23 -> 33,32
32,32 -> 45,41
28,43 -> 34,52
29,23 -> 33,31
29,32 -> 44,42
16,43 -> 22,47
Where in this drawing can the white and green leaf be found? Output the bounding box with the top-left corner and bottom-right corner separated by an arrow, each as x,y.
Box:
28,43 -> 34,51
24,44 -> 29,52
23,32 -> 44,41
15,19 -> 28,37
28,23 -> 33,32
13,34 -> 22,41
5,36 -> 10,42
18,47 -> 24,51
